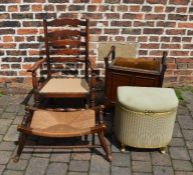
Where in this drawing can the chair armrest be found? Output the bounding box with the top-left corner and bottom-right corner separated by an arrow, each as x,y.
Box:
27,58 -> 46,72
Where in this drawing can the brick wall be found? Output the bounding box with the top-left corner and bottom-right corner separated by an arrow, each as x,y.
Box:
0,0 -> 193,87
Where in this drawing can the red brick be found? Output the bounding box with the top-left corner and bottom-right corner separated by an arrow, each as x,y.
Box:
91,0 -> 102,3
143,28 -> 164,34
161,44 -> 181,49
176,7 -> 188,13
45,5 -> 55,11
168,14 -> 188,21
170,51 -> 189,56
154,6 -> 164,12
87,5 -> 97,11
17,29 -> 38,35
166,29 -> 185,35
156,21 -> 176,27
98,5 -> 109,12
139,50 -> 148,55
123,0 -> 144,3
140,43 -> 160,49
169,0 -> 189,5
147,0 -> 166,4
117,5 -> 128,12
171,37 -> 181,42
0,43 -> 16,49
115,36 -> 125,41
167,63 -> 176,69
183,44 -> 193,49
130,6 -> 140,12
176,58 -> 193,63
174,70 -> 192,75
178,23 -> 193,28
149,36 -> 159,42
1,64 -> 10,69
182,37 -> 192,42
111,21 -> 131,27
145,14 -> 165,20
105,13 -> 120,19
161,37 -> 170,42
149,50 -> 164,56
15,36 -> 25,42
8,5 -> 18,12
32,5 -> 43,11
137,36 -> 148,42
123,13 -> 143,20
104,29 -> 119,35
3,36 -> 13,42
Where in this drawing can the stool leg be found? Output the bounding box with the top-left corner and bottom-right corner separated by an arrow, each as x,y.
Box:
98,131 -> 112,162
121,143 -> 126,152
13,133 -> 27,163
160,147 -> 167,154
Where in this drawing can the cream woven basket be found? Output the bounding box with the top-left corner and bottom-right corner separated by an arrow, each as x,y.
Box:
114,104 -> 177,148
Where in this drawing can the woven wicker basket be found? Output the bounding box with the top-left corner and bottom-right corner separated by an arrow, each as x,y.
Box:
114,104 -> 177,148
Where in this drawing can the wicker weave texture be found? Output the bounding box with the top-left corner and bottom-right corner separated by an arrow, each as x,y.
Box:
114,104 -> 177,148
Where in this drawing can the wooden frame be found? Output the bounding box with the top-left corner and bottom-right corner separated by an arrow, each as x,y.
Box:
27,18 -> 96,107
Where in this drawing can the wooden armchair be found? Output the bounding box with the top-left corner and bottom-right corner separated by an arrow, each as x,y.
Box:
27,18 -> 96,107
13,106 -> 112,162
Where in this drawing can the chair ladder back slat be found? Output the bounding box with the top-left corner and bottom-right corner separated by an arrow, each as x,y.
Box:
50,40 -> 86,47
47,18 -> 87,27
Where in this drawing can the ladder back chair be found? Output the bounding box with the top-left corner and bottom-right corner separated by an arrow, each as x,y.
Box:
27,18 -> 96,107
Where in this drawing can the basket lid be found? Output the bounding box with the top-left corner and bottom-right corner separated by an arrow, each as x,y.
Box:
117,87 -> 179,113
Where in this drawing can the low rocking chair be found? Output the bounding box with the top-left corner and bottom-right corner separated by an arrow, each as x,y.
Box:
13,106 -> 112,162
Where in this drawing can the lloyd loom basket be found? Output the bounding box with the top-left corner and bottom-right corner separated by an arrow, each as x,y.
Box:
114,87 -> 178,152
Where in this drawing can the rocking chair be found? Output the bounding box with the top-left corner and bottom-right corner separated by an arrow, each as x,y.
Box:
27,18 -> 96,107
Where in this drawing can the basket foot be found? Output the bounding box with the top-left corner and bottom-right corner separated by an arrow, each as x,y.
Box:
160,147 -> 166,154
121,143 -> 126,152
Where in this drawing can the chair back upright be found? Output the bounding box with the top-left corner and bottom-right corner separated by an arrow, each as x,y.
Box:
43,18 -> 89,80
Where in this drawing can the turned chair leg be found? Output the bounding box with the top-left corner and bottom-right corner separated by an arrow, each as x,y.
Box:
13,133 -> 27,163
98,131 -> 112,162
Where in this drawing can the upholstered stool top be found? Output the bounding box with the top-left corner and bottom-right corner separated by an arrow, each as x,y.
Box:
117,87 -> 178,113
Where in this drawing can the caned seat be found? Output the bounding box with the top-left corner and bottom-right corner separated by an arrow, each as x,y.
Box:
30,109 -> 95,137
40,78 -> 89,95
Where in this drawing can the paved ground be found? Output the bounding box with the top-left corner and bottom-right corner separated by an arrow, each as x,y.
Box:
0,90 -> 193,175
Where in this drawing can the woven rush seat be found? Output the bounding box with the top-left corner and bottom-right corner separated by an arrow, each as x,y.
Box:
114,86 -> 179,151
29,110 -> 95,137
40,78 -> 89,95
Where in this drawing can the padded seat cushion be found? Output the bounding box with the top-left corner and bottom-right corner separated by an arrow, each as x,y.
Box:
40,78 -> 89,94
30,109 -> 95,134
117,87 -> 178,113
113,57 -> 160,71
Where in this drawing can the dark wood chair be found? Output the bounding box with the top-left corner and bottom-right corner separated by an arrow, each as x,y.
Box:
27,18 -> 96,107
13,105 -> 112,162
